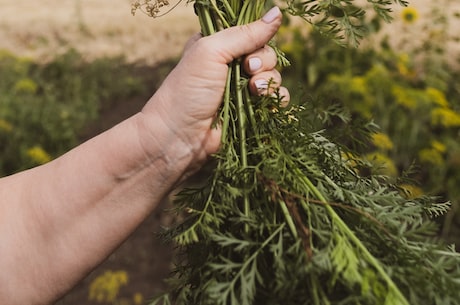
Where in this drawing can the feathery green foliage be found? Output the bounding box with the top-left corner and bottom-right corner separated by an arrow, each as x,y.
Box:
132,1 -> 460,304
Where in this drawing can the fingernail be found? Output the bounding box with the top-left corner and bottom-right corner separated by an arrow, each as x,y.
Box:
249,57 -> 262,72
255,79 -> 268,92
262,6 -> 280,24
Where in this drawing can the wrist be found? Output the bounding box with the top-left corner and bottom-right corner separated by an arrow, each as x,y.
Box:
133,108 -> 208,182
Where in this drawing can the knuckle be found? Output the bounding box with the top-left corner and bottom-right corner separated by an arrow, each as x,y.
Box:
239,24 -> 264,49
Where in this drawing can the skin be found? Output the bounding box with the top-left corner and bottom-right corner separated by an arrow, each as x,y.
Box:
0,7 -> 288,305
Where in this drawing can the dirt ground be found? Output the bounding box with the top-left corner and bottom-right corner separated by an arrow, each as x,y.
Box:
1,1 -> 459,65
0,0 -> 200,65
1,1 -> 459,304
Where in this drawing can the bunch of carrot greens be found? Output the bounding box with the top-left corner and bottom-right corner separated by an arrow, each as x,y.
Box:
133,1 -> 460,304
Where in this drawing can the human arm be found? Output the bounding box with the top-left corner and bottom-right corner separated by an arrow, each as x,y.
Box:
0,7 -> 286,304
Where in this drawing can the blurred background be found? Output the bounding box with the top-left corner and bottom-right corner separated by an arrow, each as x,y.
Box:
0,0 -> 459,304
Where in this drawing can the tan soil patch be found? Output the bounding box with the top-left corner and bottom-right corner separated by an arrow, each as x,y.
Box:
0,0 -> 200,65
0,1 -> 459,65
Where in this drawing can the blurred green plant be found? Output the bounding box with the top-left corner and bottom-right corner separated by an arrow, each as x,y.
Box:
278,2 -> 460,242
0,49 -> 145,175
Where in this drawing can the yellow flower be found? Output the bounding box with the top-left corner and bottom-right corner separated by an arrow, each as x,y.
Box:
364,152 -> 398,177
398,183 -> 424,199
371,132 -> 394,151
431,107 -> 460,127
401,7 -> 419,24
26,146 -> 51,165
13,78 -> 38,94
328,74 -> 373,117
13,56 -> 33,75
341,151 -> 360,173
396,54 -> 416,79
419,141 -> 447,165
431,140 -> 447,153
133,292 -> 144,305
0,119 -> 13,133
419,148 -> 444,166
392,85 -> 417,109
89,270 -> 129,303
426,87 -> 449,108
350,76 -> 367,95
60,110 -> 70,120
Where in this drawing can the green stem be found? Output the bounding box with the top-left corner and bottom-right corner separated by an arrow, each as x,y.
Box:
328,206 -> 409,304
300,198 -> 315,253
227,224 -> 285,289
177,174 -> 218,244
236,0 -> 265,25
234,61 -> 250,233
309,275 -> 326,305
195,3 -> 216,35
221,66 -> 233,142
243,89 -> 263,149
294,167 -> 410,305
209,0 -> 231,28
234,62 -> 247,167
237,0 -> 252,25
279,199 -> 298,238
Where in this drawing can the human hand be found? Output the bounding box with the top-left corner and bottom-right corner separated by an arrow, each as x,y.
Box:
141,7 -> 289,166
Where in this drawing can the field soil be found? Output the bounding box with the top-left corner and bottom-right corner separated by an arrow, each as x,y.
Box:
1,1 -> 459,65
0,0 -> 200,65
1,1 -> 459,304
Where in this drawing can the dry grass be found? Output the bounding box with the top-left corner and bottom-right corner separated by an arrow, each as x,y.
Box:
0,0 -> 200,65
0,1 -> 458,66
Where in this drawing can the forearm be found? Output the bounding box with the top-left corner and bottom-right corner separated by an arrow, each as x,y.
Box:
0,107 -> 195,304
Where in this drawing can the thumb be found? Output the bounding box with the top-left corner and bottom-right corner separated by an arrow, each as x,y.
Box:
207,6 -> 282,63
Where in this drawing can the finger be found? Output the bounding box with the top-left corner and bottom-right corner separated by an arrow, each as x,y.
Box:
202,7 -> 282,64
249,70 -> 282,96
243,45 -> 278,75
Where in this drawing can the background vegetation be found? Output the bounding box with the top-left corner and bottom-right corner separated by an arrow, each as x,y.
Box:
0,1 -> 459,304
0,49 -> 145,174
278,3 -> 460,245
